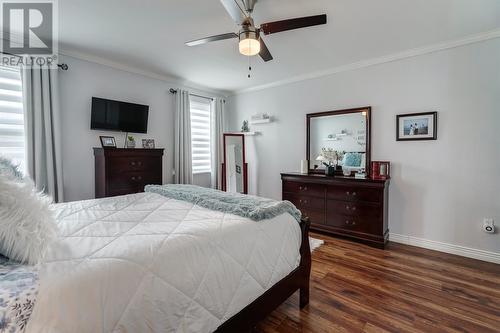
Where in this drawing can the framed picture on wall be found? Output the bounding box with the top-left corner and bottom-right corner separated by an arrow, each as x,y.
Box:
396,112 -> 437,141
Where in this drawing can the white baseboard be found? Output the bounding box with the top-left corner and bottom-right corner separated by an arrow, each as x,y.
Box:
389,233 -> 500,265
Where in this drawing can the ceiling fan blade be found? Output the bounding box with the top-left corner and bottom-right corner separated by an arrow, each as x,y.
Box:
185,33 -> 238,46
220,0 -> 247,24
260,14 -> 327,35
259,37 -> 273,62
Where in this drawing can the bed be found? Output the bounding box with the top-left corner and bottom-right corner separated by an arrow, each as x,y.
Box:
16,191 -> 310,332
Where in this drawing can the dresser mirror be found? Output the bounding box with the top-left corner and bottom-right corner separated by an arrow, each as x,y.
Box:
307,107 -> 371,175
222,133 -> 248,194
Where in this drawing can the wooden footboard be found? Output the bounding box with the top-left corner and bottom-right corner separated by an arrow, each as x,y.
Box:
215,217 -> 311,333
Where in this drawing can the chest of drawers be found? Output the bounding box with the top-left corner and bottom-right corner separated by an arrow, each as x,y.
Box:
281,172 -> 389,248
94,148 -> 164,198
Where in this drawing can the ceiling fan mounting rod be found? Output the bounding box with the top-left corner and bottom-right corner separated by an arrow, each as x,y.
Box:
242,0 -> 257,13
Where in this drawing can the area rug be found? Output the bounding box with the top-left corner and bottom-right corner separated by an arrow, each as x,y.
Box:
309,237 -> 324,252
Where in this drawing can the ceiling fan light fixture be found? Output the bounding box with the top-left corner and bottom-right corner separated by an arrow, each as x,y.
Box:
239,29 -> 260,56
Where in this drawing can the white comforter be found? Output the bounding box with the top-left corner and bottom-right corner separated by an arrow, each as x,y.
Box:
26,192 -> 301,333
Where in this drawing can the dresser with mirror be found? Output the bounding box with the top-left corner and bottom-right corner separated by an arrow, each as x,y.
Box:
281,107 -> 390,248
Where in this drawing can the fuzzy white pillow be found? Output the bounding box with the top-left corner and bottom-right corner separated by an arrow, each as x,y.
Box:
0,173 -> 57,265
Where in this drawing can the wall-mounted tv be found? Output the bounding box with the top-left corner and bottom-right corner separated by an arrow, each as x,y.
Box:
90,97 -> 149,133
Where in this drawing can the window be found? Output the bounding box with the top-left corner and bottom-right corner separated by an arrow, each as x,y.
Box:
0,66 -> 24,173
190,96 -> 212,174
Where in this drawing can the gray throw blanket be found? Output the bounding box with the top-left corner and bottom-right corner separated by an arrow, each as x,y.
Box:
144,184 -> 302,222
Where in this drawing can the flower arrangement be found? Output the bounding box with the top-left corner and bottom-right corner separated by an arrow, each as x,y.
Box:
319,148 -> 345,166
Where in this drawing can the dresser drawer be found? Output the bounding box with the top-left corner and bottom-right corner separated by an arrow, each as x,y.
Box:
327,200 -> 381,218
326,212 -> 379,235
283,181 -> 325,198
283,193 -> 325,225
108,172 -> 159,191
108,187 -> 141,197
327,185 -> 381,203
300,209 -> 325,225
283,193 -> 325,211
107,157 -> 160,174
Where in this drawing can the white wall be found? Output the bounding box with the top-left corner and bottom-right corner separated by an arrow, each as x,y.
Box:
227,38 -> 500,254
59,55 -> 220,201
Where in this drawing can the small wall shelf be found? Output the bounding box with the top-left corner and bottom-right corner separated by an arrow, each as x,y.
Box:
227,132 -> 259,136
250,118 -> 272,125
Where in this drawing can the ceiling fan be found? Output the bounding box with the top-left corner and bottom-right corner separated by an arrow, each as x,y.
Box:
185,0 -> 327,62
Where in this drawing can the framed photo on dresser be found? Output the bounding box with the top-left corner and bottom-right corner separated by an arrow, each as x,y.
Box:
99,136 -> 116,148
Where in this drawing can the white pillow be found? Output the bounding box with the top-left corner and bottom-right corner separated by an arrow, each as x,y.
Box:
0,173 -> 57,265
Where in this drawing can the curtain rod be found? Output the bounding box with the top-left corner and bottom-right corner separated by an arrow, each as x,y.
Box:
169,88 -> 214,101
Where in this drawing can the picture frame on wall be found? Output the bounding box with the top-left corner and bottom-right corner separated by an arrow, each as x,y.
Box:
99,136 -> 116,148
396,111 -> 437,141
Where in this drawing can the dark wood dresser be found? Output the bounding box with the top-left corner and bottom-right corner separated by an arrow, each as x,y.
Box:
281,172 -> 389,248
94,148 -> 164,198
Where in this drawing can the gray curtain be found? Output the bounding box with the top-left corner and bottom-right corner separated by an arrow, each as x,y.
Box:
174,89 -> 193,184
211,98 -> 225,189
21,64 -> 64,202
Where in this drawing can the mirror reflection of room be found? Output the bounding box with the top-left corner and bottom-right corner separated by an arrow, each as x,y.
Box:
223,134 -> 247,194
309,112 -> 367,173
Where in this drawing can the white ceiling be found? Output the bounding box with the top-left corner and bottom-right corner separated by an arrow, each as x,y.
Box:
59,0 -> 500,93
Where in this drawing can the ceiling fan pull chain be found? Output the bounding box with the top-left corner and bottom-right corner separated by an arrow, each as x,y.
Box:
247,56 -> 252,78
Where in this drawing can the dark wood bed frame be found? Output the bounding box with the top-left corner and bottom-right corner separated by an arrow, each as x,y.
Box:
215,217 -> 311,332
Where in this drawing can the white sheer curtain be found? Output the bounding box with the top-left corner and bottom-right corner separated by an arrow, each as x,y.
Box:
21,64 -> 64,202
173,89 -> 193,184
211,98 -> 225,189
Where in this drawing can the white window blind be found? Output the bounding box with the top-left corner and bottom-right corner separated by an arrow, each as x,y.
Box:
190,96 -> 212,174
0,66 -> 24,173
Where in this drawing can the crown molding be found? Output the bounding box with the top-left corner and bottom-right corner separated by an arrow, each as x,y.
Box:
390,233 -> 500,264
233,28 -> 500,95
58,48 -> 231,97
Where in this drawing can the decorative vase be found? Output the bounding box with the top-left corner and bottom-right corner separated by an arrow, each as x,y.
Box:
241,120 -> 250,132
126,138 -> 135,148
325,165 -> 335,176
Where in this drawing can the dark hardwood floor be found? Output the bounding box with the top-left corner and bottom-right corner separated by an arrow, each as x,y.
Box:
255,233 -> 500,333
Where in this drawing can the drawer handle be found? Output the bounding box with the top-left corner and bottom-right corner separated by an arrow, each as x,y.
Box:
131,176 -> 136,181
299,199 -> 308,205
345,220 -> 357,226
345,205 -> 357,211
299,186 -> 308,191
131,161 -> 136,166
131,176 -> 142,181
345,191 -> 357,196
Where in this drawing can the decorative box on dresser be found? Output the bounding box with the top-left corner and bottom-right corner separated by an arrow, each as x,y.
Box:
94,148 -> 164,198
281,172 -> 389,248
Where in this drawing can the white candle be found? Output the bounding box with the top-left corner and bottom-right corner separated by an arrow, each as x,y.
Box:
300,160 -> 308,174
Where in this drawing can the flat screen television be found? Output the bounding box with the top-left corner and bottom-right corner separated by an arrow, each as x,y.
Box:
91,97 -> 149,133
